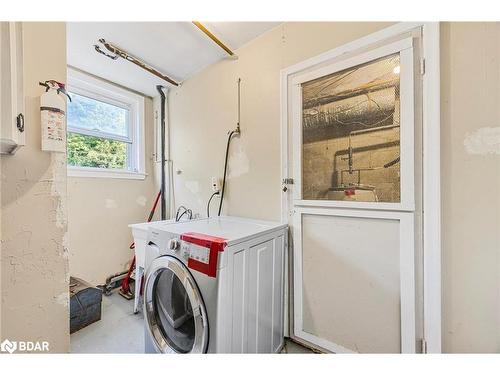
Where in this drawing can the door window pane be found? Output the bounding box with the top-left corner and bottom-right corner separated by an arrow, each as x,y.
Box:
302,53 -> 401,203
153,268 -> 195,353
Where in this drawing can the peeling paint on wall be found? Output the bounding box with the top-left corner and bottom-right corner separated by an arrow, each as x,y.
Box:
227,145 -> 250,179
62,232 -> 69,260
1,22 -> 69,352
51,153 -> 67,229
464,127 -> 500,155
55,292 -> 68,307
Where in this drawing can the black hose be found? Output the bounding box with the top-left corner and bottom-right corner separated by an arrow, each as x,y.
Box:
176,206 -> 192,222
384,156 -> 400,168
175,206 -> 185,221
207,192 -> 220,218
218,131 -> 237,216
177,211 -> 187,222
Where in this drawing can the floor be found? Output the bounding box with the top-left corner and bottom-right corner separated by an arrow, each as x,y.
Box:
71,291 -> 315,354
281,338 -> 317,354
71,291 -> 144,353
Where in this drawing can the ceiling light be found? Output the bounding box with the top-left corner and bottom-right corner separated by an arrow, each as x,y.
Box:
393,66 -> 400,74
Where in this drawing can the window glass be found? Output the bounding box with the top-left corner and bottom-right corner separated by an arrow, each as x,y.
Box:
67,132 -> 128,170
153,269 -> 195,353
301,53 -> 401,203
67,92 -> 129,137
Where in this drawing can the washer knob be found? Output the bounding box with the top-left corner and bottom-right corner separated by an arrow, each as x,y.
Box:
168,238 -> 180,251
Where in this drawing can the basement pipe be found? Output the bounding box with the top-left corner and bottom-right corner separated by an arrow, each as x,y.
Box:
157,85 -> 167,220
95,39 -> 180,86
303,77 -> 398,110
348,124 -> 400,174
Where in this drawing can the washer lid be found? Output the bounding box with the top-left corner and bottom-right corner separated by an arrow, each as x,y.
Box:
150,216 -> 287,246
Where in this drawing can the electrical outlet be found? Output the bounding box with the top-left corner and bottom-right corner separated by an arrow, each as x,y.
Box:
211,177 -> 220,192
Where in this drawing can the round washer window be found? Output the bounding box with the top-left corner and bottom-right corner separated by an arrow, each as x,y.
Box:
153,268 -> 195,353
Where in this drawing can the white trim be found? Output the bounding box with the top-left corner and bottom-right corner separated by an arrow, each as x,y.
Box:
291,83 -> 302,202
398,46 -> 416,211
298,331 -> 356,354
280,22 -> 441,353
67,166 -> 147,180
292,206 -> 415,353
67,67 -> 146,177
421,22 -> 442,354
399,211 -> 416,353
281,22 -> 428,77
67,126 -> 133,144
280,68 -> 293,337
294,199 -> 413,212
290,37 -> 412,86
280,69 -> 290,224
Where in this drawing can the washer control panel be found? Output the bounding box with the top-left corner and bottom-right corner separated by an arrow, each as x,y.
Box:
168,238 -> 180,251
182,242 -> 210,264
180,232 -> 227,278
180,242 -> 190,260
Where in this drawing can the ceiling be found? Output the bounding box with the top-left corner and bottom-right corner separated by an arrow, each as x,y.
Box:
67,22 -> 280,97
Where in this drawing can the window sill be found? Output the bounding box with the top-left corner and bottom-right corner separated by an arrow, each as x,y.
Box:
67,167 -> 147,180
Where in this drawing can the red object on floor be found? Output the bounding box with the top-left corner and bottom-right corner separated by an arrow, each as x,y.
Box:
120,191 -> 161,296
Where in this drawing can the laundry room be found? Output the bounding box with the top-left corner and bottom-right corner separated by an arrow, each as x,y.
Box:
2,2 -> 500,371
63,21 -> 316,354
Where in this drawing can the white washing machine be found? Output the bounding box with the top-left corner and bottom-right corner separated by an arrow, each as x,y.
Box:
143,216 -> 287,353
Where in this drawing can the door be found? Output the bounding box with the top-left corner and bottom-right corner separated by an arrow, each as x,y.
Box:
144,255 -> 209,353
283,33 -> 424,353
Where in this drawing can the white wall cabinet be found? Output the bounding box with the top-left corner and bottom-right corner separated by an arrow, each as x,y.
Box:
0,22 -> 25,154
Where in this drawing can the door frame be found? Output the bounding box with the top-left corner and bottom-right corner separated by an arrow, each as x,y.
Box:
280,22 -> 441,353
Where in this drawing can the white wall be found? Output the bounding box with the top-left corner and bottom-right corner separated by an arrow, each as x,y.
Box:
168,22 -> 393,220
441,22 -> 500,353
1,22 -> 69,352
169,22 -> 500,353
68,97 -> 157,286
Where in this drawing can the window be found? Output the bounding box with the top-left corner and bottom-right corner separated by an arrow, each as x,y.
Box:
67,68 -> 145,179
301,53 -> 401,203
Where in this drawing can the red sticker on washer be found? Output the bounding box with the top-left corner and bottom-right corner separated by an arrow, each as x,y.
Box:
181,232 -> 227,278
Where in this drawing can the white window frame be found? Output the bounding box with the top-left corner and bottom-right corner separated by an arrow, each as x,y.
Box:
67,68 -> 146,180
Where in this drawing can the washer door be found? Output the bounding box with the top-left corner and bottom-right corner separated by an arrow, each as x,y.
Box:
144,255 -> 209,353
